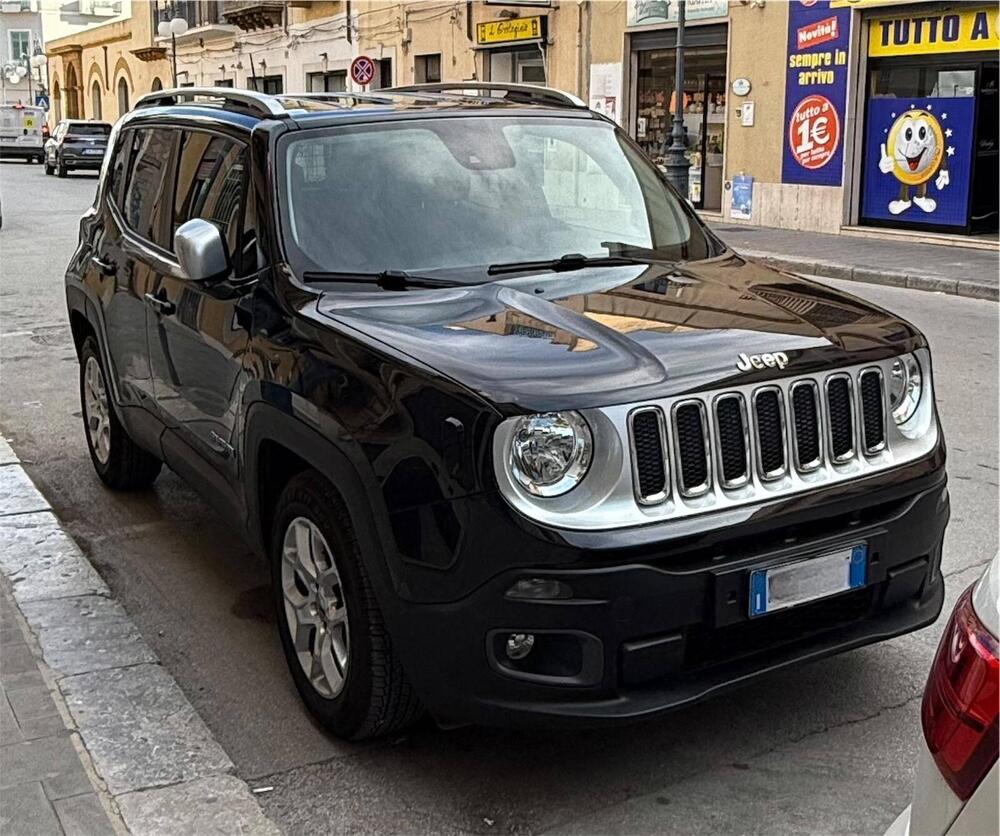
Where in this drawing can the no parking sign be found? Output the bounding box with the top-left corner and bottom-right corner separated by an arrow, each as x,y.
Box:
350,56 -> 375,87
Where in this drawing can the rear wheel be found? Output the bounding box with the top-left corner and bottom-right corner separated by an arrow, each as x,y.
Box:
79,337 -> 161,490
271,471 -> 422,740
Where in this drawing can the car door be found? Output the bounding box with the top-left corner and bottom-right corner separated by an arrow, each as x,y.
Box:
47,121 -> 64,164
145,127 -> 255,511
95,126 -> 178,414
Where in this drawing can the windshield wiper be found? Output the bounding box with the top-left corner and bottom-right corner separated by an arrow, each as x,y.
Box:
487,253 -> 653,276
601,241 -> 683,259
302,269 -> 459,290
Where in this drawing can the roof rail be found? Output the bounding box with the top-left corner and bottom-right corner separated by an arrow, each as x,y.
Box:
279,92 -> 401,106
133,87 -> 288,119
387,82 -> 587,109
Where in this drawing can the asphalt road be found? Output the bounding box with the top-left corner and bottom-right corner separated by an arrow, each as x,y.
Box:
1,160 -> 997,835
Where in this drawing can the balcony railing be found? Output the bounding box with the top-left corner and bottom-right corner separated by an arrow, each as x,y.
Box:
156,0 -> 222,30
222,1 -> 285,32
1,0 -> 35,13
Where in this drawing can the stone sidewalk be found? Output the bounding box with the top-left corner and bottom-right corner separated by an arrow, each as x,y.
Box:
709,222 -> 999,301
0,436 -> 280,836
2,586 -> 119,836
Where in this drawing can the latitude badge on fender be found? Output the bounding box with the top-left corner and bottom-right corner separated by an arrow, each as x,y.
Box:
736,351 -> 790,371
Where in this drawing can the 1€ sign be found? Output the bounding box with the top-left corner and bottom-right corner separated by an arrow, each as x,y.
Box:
788,93 -> 840,170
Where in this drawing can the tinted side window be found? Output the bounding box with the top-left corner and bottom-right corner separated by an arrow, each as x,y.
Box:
106,129 -> 130,209
173,131 -> 248,271
122,128 -> 176,249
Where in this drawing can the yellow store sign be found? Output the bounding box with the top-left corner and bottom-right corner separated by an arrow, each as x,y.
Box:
477,15 -> 543,45
869,5 -> 999,57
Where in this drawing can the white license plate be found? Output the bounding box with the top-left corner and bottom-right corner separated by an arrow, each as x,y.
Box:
83,148 -> 104,155
749,545 -> 867,618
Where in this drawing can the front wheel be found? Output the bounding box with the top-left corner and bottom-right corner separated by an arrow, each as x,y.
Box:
79,337 -> 161,489
57,160 -> 67,178
271,471 -> 422,740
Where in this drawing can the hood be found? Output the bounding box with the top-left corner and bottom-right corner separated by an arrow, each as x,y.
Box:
315,254 -> 923,413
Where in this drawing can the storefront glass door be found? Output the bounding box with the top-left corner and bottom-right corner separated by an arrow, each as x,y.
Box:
489,47 -> 547,86
860,56 -> 998,235
635,47 -> 727,211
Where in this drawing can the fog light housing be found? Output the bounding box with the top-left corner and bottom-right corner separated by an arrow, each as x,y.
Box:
488,629 -> 603,686
505,578 -> 572,600
505,633 -> 535,660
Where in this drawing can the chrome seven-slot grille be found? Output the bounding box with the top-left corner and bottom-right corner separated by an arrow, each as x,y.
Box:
628,366 -> 887,505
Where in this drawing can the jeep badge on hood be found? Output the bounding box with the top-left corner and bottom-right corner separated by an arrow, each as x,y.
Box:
736,351 -> 789,371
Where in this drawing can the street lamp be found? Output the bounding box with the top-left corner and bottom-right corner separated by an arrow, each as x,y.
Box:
662,0 -> 691,198
16,59 -> 32,103
157,15 -> 189,87
29,51 -> 46,103
2,61 -> 26,105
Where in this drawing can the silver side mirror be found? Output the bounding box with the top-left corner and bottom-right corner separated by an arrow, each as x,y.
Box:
174,218 -> 229,282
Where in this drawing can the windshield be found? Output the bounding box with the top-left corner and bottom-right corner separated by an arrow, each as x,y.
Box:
279,116 -> 722,280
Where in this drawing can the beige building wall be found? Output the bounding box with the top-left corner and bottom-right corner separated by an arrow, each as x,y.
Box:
355,1 -> 476,87
721,1 -> 842,233
356,2 -> 614,95
468,2 -> 589,95
171,2 -> 355,92
591,1 -> 628,67
46,2 -> 169,126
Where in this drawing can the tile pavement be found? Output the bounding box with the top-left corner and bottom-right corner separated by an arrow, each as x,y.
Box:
0,436 -> 279,835
1,586 -> 118,836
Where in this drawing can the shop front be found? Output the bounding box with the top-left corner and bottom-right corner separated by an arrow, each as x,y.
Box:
857,4 -> 998,235
476,15 -> 548,85
626,0 -> 730,211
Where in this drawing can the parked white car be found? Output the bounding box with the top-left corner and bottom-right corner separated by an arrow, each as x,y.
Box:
886,554 -> 999,836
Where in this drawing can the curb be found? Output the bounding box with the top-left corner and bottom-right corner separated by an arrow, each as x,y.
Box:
738,248 -> 999,302
0,435 -> 281,836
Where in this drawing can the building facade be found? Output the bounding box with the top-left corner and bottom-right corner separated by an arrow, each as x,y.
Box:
1,0 -> 44,106
44,0 -> 170,124
170,2 -> 356,93
615,0 -> 997,238
42,1 -> 998,239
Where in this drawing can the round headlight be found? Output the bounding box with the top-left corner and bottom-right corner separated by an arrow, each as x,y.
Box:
888,355 -> 923,425
508,412 -> 592,497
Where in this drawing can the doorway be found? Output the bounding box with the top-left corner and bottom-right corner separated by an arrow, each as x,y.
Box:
634,46 -> 727,210
488,47 -> 546,86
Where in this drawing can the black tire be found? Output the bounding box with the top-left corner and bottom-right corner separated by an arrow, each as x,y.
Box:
79,336 -> 161,490
57,159 -> 67,178
271,471 -> 422,740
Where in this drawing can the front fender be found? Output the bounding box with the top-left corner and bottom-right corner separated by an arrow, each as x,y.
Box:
243,398 -> 410,601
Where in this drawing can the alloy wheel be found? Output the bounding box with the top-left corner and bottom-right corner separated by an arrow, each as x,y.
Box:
83,356 -> 111,465
281,516 -> 350,699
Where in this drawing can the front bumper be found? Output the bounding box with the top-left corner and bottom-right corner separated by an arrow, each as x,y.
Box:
389,467 -> 949,727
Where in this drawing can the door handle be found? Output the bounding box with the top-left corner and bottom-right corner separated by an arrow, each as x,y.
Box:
144,292 -> 175,316
208,430 -> 234,458
91,255 -> 116,276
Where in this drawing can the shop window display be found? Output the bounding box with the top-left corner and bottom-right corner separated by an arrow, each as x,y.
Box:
635,47 -> 726,211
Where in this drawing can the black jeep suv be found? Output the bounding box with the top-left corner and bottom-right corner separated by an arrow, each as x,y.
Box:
65,85 -> 948,740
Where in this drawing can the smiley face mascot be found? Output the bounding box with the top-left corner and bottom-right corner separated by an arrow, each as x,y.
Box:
878,109 -> 949,215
